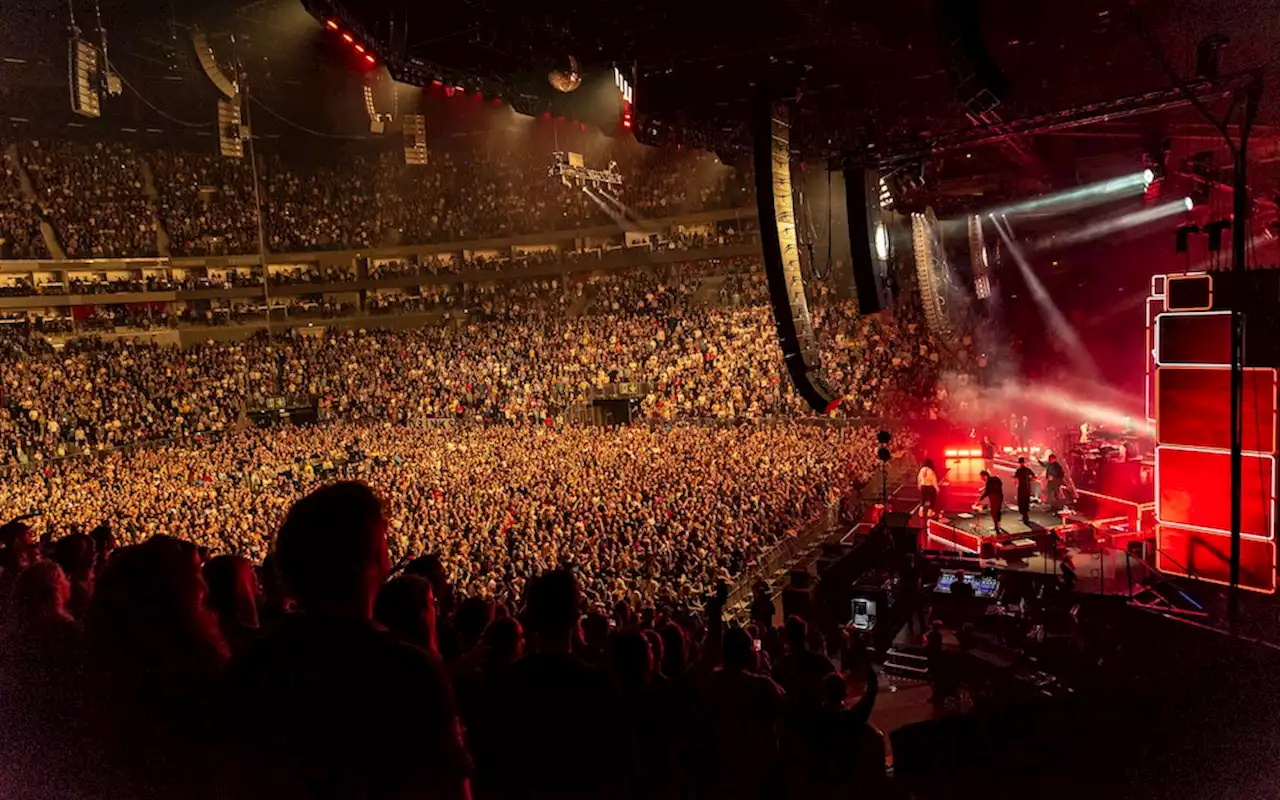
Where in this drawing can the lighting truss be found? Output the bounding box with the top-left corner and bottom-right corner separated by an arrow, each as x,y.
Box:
549,152 -> 623,189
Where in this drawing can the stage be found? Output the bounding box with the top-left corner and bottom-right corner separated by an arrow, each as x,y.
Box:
925,506 -> 1087,558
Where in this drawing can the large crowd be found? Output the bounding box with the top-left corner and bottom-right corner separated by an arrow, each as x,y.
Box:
0,423 -> 893,605
0,475 -> 888,800
0,264 -> 956,465
2,135 -> 751,260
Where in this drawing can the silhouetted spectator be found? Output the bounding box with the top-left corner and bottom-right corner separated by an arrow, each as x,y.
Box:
474,568 -> 622,799
772,615 -> 837,713
51,532 -> 95,621
203,554 -> 261,658
374,573 -> 438,656
697,626 -> 784,800
227,482 -> 471,799
85,535 -> 228,798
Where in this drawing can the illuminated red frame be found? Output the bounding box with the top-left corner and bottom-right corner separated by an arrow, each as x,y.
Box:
1154,445 -> 1276,540
926,518 -> 982,554
1155,366 -> 1278,454
1156,523 -> 1277,594
1154,310 -> 1234,367
1164,272 -> 1214,312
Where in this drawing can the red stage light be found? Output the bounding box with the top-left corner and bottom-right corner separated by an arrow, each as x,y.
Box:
1155,445 -> 1275,539
1157,366 -> 1277,452
1158,524 -> 1276,594
364,54 -> 375,64
431,79 -> 443,87
325,19 -> 339,30
354,44 -> 365,53
341,33 -> 353,43
623,119 -> 632,129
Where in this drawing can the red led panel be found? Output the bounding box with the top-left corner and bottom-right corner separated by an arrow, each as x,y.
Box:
1156,367 -> 1278,453
1155,446 -> 1275,539
1157,524 -> 1276,594
1155,311 -> 1232,366
1165,273 -> 1213,311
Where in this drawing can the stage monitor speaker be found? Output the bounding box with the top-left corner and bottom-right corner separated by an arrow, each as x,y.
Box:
844,167 -> 892,315
752,86 -> 841,413
192,30 -> 239,99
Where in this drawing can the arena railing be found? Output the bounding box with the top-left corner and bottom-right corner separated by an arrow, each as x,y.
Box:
724,499 -> 846,616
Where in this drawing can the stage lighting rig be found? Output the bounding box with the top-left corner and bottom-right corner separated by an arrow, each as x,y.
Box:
549,152 -> 623,190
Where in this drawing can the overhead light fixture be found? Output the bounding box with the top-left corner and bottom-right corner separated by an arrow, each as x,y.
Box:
1143,168 -> 1155,188
874,222 -> 890,261
1183,196 -> 1195,212
325,19 -> 339,30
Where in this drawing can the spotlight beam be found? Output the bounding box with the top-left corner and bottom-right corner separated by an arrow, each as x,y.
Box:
1030,198 -> 1192,252
582,186 -> 637,230
991,215 -> 1099,378
985,171 -> 1151,218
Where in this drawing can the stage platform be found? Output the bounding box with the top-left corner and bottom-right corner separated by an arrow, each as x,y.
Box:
925,506 -> 1088,557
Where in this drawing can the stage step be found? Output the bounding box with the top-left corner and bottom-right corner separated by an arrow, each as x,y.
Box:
884,647 -> 930,676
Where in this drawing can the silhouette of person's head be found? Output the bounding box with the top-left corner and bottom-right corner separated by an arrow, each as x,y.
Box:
203,554 -> 260,631
525,569 -> 580,651
404,553 -> 454,617
608,629 -> 652,689
89,535 -> 227,672
275,481 -> 389,618
89,524 -> 115,566
784,615 -> 809,653
52,533 -> 95,581
660,622 -> 686,677
822,672 -> 847,711
454,595 -> 494,653
374,574 -> 437,654
642,629 -> 665,678
8,560 -> 70,624
482,616 -> 523,667
722,627 -> 757,672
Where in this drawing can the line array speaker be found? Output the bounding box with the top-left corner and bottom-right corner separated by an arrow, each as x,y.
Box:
752,86 -> 840,414
192,31 -> 239,100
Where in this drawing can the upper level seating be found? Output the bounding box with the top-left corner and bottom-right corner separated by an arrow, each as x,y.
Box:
4,137 -> 754,260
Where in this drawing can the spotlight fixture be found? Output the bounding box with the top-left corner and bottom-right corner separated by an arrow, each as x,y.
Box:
874,222 -> 890,262
1183,196 -> 1195,212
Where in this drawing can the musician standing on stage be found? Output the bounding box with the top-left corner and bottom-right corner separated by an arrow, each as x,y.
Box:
1013,457 -> 1036,526
917,458 -> 939,519
1040,453 -> 1065,512
976,470 -> 1005,534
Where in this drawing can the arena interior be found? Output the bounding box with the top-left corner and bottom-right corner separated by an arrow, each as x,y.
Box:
3,1 -> 1280,798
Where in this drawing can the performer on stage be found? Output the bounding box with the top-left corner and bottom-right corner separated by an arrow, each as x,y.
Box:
1039,453 -> 1065,512
1013,457 -> 1036,526
917,458 -> 939,519
975,470 -> 1005,534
